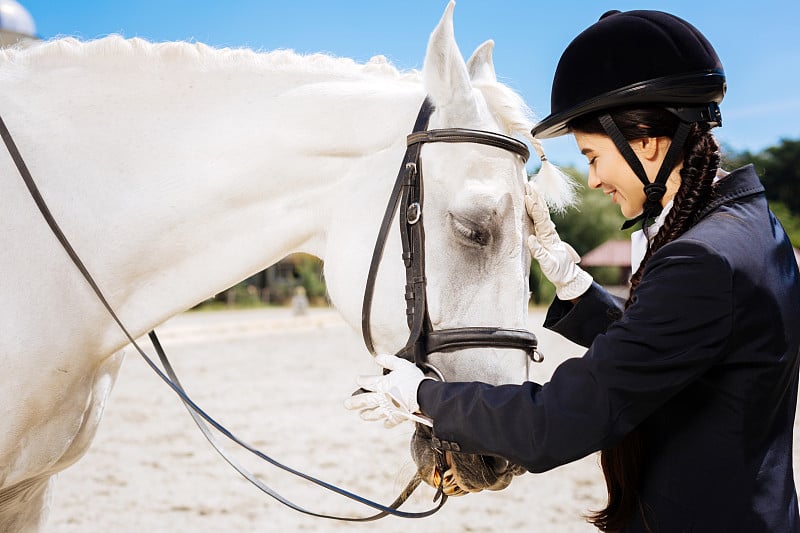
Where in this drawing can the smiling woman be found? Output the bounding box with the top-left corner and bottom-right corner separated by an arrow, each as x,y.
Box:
572,111 -> 684,220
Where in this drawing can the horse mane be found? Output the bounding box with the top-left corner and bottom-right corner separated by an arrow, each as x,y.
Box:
1,35 -> 415,82
2,35 -> 534,139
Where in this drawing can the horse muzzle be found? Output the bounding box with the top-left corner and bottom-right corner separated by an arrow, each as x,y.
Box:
410,423 -> 525,496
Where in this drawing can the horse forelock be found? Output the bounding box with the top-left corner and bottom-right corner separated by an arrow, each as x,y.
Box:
473,79 -> 536,142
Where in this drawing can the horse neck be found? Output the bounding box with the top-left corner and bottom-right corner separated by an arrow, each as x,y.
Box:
1,38 -> 424,343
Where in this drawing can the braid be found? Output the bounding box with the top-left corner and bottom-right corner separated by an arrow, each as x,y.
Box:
625,123 -> 720,307
583,118 -> 720,533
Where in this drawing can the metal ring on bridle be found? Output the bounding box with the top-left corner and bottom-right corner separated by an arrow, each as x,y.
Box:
420,362 -> 446,382
407,203 -> 421,225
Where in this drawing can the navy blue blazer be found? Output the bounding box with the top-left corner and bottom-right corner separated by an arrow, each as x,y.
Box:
418,165 -> 800,532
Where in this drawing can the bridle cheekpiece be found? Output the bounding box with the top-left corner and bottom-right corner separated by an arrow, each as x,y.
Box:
361,98 -> 542,381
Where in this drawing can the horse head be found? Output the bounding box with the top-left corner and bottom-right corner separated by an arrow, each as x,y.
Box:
403,2 -> 539,495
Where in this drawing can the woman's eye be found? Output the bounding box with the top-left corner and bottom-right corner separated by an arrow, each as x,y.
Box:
588,156 -> 597,166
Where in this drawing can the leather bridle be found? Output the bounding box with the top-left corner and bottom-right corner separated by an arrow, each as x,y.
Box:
362,98 -> 542,379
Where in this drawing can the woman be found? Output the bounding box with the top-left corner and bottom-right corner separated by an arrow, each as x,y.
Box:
345,10 -> 800,532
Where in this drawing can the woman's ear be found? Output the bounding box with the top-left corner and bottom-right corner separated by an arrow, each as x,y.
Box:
633,136 -> 669,162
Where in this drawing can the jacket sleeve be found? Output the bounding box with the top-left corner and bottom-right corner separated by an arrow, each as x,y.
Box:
543,282 -> 625,347
417,240 -> 734,473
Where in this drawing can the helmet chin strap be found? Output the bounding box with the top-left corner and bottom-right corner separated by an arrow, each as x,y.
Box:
598,114 -> 692,231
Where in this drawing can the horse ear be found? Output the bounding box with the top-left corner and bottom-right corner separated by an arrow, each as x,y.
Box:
423,0 -> 475,111
466,39 -> 497,84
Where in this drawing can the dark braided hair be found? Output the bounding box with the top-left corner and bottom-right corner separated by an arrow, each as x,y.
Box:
569,106 -> 721,532
628,122 -> 720,298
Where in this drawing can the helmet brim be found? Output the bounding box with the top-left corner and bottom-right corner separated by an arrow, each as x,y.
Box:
532,70 -> 725,139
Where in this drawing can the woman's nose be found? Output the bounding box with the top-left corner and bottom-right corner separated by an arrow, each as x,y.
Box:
587,169 -> 601,189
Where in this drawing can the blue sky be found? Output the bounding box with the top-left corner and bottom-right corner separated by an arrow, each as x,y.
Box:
18,0 -> 800,168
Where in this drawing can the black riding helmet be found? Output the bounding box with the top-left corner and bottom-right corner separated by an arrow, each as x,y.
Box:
532,10 -> 726,228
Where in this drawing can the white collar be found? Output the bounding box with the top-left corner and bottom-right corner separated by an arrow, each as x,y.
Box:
630,199 -> 674,274
629,169 -> 728,276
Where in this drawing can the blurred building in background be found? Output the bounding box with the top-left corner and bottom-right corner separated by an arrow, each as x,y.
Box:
0,0 -> 37,47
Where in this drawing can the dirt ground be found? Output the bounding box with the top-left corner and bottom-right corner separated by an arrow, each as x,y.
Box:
42,307 -> 798,532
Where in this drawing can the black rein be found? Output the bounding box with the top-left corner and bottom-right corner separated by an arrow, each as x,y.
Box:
0,113 -> 442,521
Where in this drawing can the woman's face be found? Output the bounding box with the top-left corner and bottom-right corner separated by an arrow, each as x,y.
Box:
573,131 -> 647,219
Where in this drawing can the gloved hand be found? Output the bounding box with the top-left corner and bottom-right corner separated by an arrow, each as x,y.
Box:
525,183 -> 593,301
344,354 -> 433,428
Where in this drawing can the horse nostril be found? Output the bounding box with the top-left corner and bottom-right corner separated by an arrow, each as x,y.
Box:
485,456 -> 509,475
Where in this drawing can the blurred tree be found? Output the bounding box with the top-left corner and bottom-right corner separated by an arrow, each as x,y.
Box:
294,254 -> 328,303
767,202 -> 800,248
550,169 -> 629,256
722,138 -> 800,245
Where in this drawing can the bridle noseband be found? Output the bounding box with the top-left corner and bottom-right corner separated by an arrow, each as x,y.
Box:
362,98 -> 542,379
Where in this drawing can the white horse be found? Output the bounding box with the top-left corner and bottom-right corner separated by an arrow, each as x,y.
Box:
0,2 -> 568,530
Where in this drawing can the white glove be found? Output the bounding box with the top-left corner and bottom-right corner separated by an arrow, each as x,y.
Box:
525,184 -> 593,301
344,354 -> 433,428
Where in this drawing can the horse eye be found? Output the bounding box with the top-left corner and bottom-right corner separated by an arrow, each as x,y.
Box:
450,214 -> 492,247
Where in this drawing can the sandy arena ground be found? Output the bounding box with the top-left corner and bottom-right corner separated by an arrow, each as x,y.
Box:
43,307 -> 799,532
